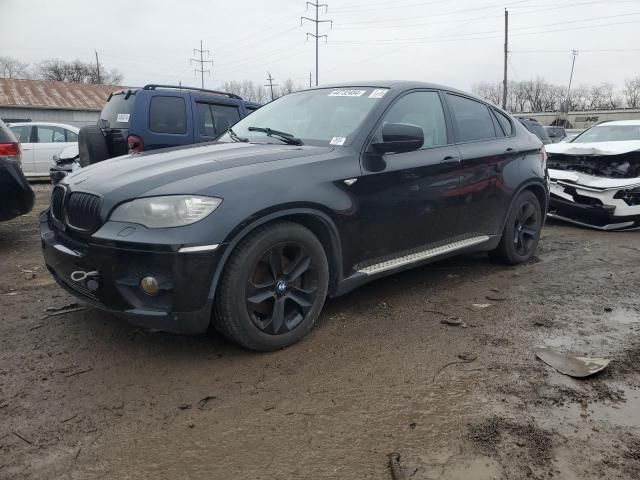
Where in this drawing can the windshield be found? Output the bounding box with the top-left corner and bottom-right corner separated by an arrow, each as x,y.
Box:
217,87 -> 389,146
572,124 -> 640,143
99,92 -> 135,129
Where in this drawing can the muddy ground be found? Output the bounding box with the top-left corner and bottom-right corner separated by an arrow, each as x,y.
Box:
1,184 -> 639,480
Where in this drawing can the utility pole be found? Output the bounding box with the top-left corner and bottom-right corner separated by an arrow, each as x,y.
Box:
309,71 -> 312,88
265,72 -> 278,101
502,9 -> 508,110
301,2 -> 332,86
565,50 -> 579,113
190,40 -> 213,88
94,50 -> 101,84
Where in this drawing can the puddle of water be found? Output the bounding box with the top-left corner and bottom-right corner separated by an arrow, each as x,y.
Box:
608,308 -> 640,325
535,384 -> 640,430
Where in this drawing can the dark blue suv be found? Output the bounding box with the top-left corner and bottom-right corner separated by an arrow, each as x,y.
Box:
78,84 -> 260,167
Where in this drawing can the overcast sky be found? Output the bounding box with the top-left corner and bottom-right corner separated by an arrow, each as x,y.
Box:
2,0 -> 640,91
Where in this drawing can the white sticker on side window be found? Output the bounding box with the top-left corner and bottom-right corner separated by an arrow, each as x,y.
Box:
328,89 -> 366,97
369,89 -> 388,99
116,113 -> 130,122
330,136 -> 346,146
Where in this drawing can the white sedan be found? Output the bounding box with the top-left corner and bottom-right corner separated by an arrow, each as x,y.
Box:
8,122 -> 79,178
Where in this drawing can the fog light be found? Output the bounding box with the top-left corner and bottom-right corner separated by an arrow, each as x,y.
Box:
140,276 -> 159,296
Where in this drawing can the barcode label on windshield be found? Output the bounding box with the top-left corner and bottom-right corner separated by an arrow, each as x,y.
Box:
328,89 -> 367,97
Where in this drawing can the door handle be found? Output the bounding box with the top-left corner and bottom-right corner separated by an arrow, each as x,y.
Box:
440,155 -> 461,164
505,148 -> 516,154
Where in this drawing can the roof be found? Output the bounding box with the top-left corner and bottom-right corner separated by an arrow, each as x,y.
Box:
0,78 -> 124,112
594,120 -> 640,126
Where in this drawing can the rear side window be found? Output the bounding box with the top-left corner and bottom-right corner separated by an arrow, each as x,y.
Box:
196,103 -> 241,137
9,125 -> 32,142
149,96 -> 187,134
36,126 -> 67,143
446,94 -> 496,142
99,92 -> 135,129
493,109 -> 513,136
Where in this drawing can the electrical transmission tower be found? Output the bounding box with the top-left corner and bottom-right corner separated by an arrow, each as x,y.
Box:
301,2 -> 332,87
190,40 -> 213,88
265,72 -> 279,101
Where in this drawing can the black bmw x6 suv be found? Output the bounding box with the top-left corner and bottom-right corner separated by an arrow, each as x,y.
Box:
41,81 -> 548,351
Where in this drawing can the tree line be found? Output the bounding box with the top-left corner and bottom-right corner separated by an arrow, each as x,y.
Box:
219,79 -> 305,104
0,56 -> 123,85
473,76 -> 640,113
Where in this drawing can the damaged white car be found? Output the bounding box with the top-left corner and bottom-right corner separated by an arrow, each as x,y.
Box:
547,120 -> 640,231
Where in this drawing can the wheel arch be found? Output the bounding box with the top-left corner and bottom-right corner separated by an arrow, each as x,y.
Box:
206,207 -> 344,304
501,179 -> 549,232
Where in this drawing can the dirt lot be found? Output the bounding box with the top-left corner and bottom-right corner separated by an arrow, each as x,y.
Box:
1,184 -> 639,480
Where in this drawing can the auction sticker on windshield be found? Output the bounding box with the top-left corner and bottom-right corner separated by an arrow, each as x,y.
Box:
330,136 -> 346,146
328,89 -> 367,97
369,89 -> 388,98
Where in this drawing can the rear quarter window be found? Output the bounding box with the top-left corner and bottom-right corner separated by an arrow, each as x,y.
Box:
446,94 -> 497,142
149,96 -> 187,134
493,109 -> 513,136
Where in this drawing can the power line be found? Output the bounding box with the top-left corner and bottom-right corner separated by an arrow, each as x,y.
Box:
265,72 -> 279,101
190,40 -> 213,88
301,1 -> 333,86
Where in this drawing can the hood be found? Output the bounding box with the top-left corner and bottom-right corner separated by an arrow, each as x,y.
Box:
63,141 -> 332,198
546,140 -> 640,156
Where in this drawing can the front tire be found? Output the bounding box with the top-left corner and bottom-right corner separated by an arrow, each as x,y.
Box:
490,190 -> 543,264
214,222 -> 329,351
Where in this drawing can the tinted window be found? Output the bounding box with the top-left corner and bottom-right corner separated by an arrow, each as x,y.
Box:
197,103 -> 215,137
377,91 -> 447,148
9,125 -> 32,142
36,126 -> 67,143
149,96 -> 187,134
66,130 -> 78,142
446,94 -> 496,142
99,92 -> 135,129
520,120 -> 551,144
493,109 -> 513,136
211,104 -> 241,132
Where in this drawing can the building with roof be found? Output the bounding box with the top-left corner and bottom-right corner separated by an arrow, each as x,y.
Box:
0,78 -> 124,127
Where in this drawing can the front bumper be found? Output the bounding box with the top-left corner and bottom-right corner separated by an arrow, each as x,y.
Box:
548,180 -> 640,230
40,211 -> 224,334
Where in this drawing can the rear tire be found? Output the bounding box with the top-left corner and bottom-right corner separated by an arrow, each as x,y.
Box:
78,125 -> 110,167
490,190 -> 542,265
214,222 -> 329,351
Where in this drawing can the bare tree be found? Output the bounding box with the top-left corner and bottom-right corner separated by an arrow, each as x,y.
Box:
0,56 -> 31,79
624,76 -> 640,108
37,58 -> 122,85
472,82 -> 502,107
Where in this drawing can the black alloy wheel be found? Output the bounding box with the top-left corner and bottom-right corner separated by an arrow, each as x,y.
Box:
246,242 -> 319,335
214,222 -> 329,351
490,190 -> 543,264
513,200 -> 540,257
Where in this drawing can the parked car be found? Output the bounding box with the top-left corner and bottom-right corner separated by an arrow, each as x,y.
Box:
42,81 -> 548,351
547,120 -> 640,230
50,144 -> 80,185
8,122 -> 79,177
79,84 -> 261,167
544,126 -> 566,143
518,118 -> 552,144
563,128 -> 583,142
0,119 -> 34,222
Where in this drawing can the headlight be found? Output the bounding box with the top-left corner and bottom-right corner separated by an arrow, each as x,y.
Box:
109,195 -> 222,228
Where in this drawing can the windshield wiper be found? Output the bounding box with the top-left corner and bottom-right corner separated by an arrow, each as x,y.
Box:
247,127 -> 303,146
226,127 -> 249,143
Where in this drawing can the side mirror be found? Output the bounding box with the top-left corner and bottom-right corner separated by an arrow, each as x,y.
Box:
371,123 -> 424,154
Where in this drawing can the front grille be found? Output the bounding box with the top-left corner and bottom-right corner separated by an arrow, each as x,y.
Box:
66,192 -> 103,232
51,186 -> 65,220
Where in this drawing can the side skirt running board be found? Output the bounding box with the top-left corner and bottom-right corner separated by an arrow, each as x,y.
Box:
357,235 -> 491,276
